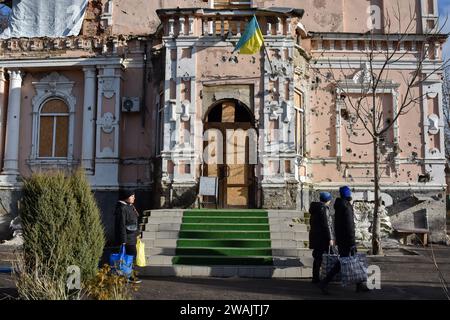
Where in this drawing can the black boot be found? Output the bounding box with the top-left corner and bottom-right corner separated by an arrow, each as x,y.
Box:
318,280 -> 330,295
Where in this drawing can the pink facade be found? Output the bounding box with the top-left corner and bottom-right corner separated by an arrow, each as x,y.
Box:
0,0 -> 447,242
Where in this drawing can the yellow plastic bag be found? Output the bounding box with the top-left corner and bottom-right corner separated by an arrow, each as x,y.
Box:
136,238 -> 146,267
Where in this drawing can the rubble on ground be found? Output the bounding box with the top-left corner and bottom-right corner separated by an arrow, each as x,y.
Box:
0,216 -> 23,247
353,201 -> 398,248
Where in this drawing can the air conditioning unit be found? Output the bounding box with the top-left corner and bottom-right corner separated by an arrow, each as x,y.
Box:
121,97 -> 140,112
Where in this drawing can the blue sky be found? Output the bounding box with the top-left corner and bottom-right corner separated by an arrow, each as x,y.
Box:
440,0 -> 450,60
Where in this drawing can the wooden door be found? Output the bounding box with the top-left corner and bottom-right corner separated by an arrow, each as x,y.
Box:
224,125 -> 252,208
203,101 -> 254,208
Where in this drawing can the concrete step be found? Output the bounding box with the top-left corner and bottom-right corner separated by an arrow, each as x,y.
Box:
147,210 -> 184,218
147,223 -> 290,232
269,224 -> 308,232
142,231 -> 179,240
142,231 -> 308,241
152,239 -> 178,247
147,255 -> 174,265
146,254 -> 313,267
268,211 -> 305,219
272,248 -> 312,257
273,256 -> 313,267
146,217 -> 183,224
271,232 -> 309,241
136,265 -> 312,278
143,239 -> 309,250
269,218 -> 305,224
145,247 -> 311,256
271,239 -> 309,249
145,223 -> 182,232
146,247 -> 312,258
142,239 -> 309,249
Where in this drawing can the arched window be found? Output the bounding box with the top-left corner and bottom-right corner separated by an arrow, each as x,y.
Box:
38,99 -> 69,158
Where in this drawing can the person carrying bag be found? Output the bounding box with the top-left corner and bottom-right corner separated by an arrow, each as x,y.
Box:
309,192 -> 335,284
136,237 -> 146,267
339,246 -> 368,286
114,189 -> 142,284
320,245 -> 341,282
110,244 -> 134,278
319,186 -> 369,294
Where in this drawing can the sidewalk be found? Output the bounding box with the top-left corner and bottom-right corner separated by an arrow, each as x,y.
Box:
1,245 -> 449,300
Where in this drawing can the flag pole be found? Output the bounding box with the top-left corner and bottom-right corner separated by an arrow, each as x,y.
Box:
262,43 -> 274,75
254,16 -> 274,76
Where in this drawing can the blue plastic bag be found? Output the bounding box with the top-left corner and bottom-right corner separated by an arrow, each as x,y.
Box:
109,244 -> 134,278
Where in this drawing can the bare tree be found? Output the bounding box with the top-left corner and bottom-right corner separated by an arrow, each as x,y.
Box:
312,3 -> 449,255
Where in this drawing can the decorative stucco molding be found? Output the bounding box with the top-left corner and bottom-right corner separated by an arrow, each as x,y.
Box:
30,72 -> 76,164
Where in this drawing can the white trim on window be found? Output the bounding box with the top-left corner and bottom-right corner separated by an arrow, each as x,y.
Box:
31,72 -> 76,166
38,106 -> 70,159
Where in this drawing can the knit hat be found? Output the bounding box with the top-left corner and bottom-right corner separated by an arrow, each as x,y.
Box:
319,192 -> 332,203
339,186 -> 352,199
119,189 -> 135,201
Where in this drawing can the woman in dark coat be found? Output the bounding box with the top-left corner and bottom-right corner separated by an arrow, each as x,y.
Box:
309,192 -> 334,283
115,189 -> 140,266
319,186 -> 368,294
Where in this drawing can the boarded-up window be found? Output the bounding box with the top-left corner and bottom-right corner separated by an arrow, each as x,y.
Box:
39,99 -> 69,158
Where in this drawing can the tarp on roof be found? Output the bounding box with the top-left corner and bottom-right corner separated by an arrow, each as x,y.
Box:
0,0 -> 89,39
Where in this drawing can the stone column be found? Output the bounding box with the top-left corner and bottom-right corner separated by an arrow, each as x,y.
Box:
81,67 -> 97,174
2,69 -> 22,176
0,69 -> 6,167
92,66 -> 121,188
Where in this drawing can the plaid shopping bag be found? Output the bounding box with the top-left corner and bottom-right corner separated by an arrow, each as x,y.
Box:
339,253 -> 368,286
320,246 -> 341,282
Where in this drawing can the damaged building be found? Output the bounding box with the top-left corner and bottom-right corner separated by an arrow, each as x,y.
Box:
0,0 -> 448,245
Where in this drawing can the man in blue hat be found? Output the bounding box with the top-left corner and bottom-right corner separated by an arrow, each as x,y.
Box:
319,186 -> 369,294
309,191 -> 334,283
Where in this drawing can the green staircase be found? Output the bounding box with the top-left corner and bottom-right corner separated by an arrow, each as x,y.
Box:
172,209 -> 273,266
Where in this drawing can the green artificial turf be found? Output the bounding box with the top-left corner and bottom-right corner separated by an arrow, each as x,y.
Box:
172,256 -> 273,266
180,223 -> 270,231
173,210 -> 273,266
177,239 -> 271,248
175,247 -> 272,256
183,217 -> 269,224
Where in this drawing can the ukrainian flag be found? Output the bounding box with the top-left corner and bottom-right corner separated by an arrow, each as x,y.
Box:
233,15 -> 264,54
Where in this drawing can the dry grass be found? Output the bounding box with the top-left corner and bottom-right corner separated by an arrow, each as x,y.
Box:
13,252 -> 82,300
85,265 -> 138,300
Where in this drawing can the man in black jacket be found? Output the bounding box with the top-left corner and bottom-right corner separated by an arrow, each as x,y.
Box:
319,186 -> 369,294
309,192 -> 334,283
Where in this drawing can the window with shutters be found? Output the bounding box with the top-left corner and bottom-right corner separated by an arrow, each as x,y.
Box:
38,99 -> 69,158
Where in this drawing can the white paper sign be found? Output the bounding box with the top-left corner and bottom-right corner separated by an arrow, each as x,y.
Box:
199,177 -> 218,197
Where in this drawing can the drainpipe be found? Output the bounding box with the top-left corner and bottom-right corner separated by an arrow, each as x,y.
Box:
300,181 -> 304,211
141,40 -> 148,128
302,94 -> 307,211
